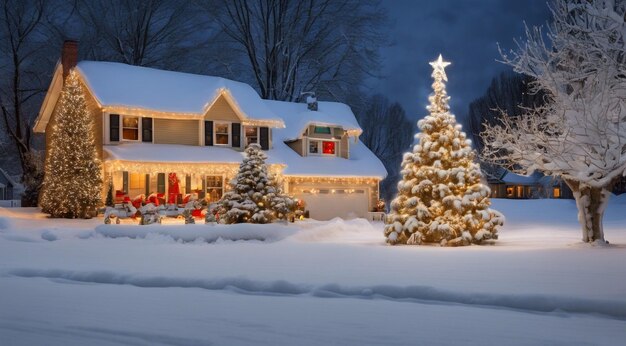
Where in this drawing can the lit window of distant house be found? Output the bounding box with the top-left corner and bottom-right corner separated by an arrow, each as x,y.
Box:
205,175 -> 223,202
322,141 -> 335,155
506,186 -> 514,197
553,187 -> 561,198
122,116 -> 139,140
245,126 -> 258,147
215,123 -> 230,145
313,126 -> 331,134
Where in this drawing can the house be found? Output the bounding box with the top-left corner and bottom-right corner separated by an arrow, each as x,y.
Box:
0,168 -> 22,206
487,170 -> 573,199
33,41 -> 387,220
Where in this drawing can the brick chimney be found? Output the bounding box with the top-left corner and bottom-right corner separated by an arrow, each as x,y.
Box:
301,91 -> 318,111
61,40 -> 78,80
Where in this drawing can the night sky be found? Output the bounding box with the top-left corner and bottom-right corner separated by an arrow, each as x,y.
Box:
373,0 -> 550,125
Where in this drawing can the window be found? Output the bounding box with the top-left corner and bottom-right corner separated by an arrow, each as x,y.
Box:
314,126 -> 331,134
322,141 -> 335,155
506,187 -> 514,197
245,126 -> 258,147
129,173 -> 143,189
215,122 -> 229,145
553,187 -> 561,198
122,116 -> 139,140
205,175 -> 223,202
309,139 -> 337,156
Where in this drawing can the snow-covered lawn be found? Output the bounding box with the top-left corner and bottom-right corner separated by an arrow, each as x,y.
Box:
1,197 -> 626,345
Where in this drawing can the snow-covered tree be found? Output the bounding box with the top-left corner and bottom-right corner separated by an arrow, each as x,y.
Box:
40,69 -> 103,218
482,0 -> 626,244
384,55 -> 503,246
216,144 -> 295,224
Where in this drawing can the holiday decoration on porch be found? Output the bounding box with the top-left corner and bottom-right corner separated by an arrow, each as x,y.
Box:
384,55 -> 503,246
105,179 -> 114,207
167,173 -> 180,204
215,144 -> 296,224
40,69 -> 103,218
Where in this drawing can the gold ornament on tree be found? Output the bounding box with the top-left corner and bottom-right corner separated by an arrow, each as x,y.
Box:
384,55 -> 503,246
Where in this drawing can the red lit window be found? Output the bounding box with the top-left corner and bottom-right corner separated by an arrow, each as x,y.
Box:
322,141 -> 335,155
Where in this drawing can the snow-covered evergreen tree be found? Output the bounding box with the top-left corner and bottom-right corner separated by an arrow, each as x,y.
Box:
40,69 -> 103,218
216,144 -> 295,224
384,55 -> 503,246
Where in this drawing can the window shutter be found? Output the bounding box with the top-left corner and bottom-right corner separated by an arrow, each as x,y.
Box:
232,123 -> 241,148
145,174 -> 150,196
110,114 -> 120,142
185,175 -> 191,193
260,127 -> 269,150
200,177 -> 206,199
142,117 -> 153,142
157,173 -> 166,194
122,171 -> 129,194
205,121 -> 213,146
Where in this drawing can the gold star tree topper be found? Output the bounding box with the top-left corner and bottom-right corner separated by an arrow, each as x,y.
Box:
429,54 -> 451,81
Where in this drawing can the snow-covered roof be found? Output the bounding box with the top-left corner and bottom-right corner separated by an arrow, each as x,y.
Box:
36,60 -> 385,179
264,99 -> 362,141
270,140 -> 387,178
104,143 -> 246,164
76,61 -> 283,125
502,172 -> 543,185
104,140 -> 387,179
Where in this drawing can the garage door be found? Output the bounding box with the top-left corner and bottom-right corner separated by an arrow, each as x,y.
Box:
295,189 -> 369,220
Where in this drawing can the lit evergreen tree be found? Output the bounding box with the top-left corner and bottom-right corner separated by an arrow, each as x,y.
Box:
105,179 -> 114,207
40,70 -> 103,218
215,144 -> 294,224
384,55 -> 503,246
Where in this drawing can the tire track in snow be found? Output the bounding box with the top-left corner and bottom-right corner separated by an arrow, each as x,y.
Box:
7,268 -> 626,321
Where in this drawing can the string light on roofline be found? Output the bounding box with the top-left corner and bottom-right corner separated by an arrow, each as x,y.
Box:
77,74 -> 285,128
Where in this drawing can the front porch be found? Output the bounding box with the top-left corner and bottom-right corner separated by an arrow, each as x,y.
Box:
108,170 -> 232,206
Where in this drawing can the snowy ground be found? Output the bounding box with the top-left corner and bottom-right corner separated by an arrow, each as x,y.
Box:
1,197 -> 626,345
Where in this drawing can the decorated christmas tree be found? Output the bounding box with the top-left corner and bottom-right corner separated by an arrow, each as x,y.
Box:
215,144 -> 295,224
40,69 -> 103,218
384,55 -> 503,246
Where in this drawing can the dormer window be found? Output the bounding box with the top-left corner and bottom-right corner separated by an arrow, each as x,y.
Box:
313,126 -> 331,134
309,139 -> 338,156
309,141 -> 319,154
322,141 -> 336,155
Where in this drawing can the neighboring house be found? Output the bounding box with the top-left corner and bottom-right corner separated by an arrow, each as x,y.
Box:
487,170 -> 573,199
33,41 -> 386,220
0,168 -> 23,206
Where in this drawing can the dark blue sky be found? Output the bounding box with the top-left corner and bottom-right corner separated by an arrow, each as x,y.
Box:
372,0 -> 550,124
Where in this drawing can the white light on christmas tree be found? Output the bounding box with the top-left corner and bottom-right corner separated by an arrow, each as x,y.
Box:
215,144 -> 296,224
384,54 -> 503,246
40,69 -> 103,218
